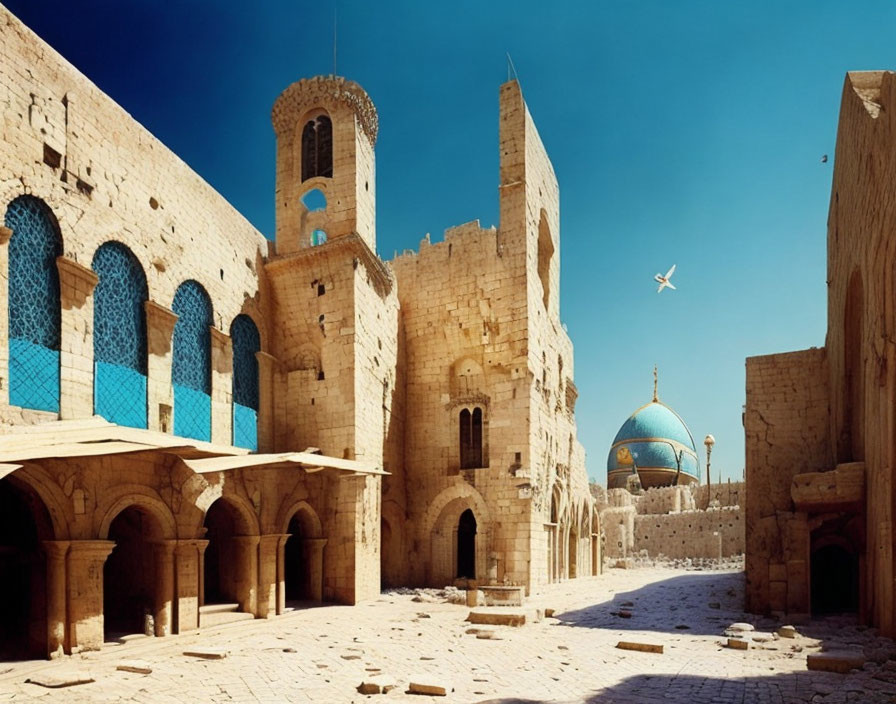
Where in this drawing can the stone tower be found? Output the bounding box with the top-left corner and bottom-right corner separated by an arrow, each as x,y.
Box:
271,76 -> 378,253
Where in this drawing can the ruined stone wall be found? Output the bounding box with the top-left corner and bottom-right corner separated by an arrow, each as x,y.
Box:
744,348 -> 830,615
822,71 -> 896,634
0,6 -> 269,436
600,483 -> 745,561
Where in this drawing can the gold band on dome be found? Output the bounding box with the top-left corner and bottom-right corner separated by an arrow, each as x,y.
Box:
610,438 -> 698,454
608,467 -> 698,477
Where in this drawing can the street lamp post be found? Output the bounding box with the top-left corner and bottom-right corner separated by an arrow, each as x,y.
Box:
704,434 -> 715,508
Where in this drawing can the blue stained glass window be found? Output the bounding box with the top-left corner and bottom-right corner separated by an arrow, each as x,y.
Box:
172,280 -> 212,441
92,242 -> 148,428
230,314 -> 259,451
5,196 -> 62,412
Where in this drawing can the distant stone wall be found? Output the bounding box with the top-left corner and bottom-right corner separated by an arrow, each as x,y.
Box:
600,483 -> 745,562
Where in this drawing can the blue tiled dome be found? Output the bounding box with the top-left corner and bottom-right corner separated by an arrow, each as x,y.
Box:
607,401 -> 700,489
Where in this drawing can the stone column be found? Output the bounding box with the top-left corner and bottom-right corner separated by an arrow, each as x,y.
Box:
144,301 -> 178,433
305,538 -> 328,602
257,534 -> 289,618
256,351 -> 278,453
210,327 -> 232,446
232,535 -> 260,615
174,539 -> 207,632
66,540 -> 114,652
43,540 -> 70,658
276,533 -> 289,615
55,256 -> 98,419
0,225 -> 12,406
153,541 -> 176,636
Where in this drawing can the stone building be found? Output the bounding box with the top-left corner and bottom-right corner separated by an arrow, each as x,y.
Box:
744,71 -> 896,633
0,6 -> 594,659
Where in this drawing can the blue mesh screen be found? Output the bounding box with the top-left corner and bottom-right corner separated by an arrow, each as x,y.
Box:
172,281 -> 212,441
233,404 -> 258,452
230,314 -> 259,450
92,242 -> 148,427
5,196 -> 62,412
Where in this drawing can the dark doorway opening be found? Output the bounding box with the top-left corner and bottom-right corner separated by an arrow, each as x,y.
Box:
0,479 -> 51,660
456,509 -> 476,579
285,514 -> 311,601
204,500 -> 242,605
104,506 -> 160,639
811,544 -> 859,614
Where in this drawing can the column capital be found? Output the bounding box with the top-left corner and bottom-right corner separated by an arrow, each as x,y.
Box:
56,256 -> 99,308
209,326 -> 231,350
0,225 -> 12,245
43,540 -> 70,560
175,539 -> 209,556
67,539 -> 115,560
260,533 -> 290,546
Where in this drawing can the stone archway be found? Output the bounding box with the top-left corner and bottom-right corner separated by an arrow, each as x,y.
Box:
284,503 -> 324,603
103,505 -> 166,639
203,497 -> 258,613
0,477 -> 54,659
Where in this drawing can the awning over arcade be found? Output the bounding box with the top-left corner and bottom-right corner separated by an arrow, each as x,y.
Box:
0,416 -> 384,477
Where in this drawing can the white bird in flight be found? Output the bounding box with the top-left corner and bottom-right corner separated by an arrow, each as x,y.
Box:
655,264 -> 676,293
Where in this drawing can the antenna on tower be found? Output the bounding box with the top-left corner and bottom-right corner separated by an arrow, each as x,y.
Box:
333,9 -> 338,77
506,53 -> 520,84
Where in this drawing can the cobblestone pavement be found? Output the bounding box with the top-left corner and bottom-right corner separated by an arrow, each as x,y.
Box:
1,566 -> 895,703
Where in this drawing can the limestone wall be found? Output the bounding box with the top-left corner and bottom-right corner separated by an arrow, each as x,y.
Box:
744,348 -> 830,615
600,483 -> 745,562
0,6 -> 269,435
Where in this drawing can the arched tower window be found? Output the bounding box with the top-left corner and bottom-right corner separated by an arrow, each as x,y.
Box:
301,114 -> 333,181
230,314 -> 260,451
5,196 -> 62,412
172,281 -> 213,441
92,242 -> 148,428
459,407 -> 483,469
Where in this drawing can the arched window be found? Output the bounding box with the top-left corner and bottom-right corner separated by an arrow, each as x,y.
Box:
92,242 -> 148,428
459,407 -> 483,469
172,281 -> 213,441
301,115 -> 333,181
5,196 -> 62,412
230,314 -> 260,451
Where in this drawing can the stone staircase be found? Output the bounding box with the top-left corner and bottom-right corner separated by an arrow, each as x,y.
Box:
199,603 -> 254,628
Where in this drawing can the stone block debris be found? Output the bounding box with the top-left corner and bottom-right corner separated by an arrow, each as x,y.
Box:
616,640 -> 664,654
25,672 -> 95,688
408,677 -> 448,696
806,651 -> 867,674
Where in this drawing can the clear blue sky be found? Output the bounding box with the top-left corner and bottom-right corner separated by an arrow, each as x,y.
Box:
6,0 -> 895,483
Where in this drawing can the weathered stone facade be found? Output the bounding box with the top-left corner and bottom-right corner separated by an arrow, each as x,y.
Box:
0,5 -> 594,659
745,71 -> 896,632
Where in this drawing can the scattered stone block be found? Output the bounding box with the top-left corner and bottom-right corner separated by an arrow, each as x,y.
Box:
408,677 -> 448,696
616,641 -> 664,654
182,648 -> 228,659
481,586 -> 524,607
116,660 -> 152,674
476,629 -> 499,639
777,625 -> 798,638
25,672 -> 95,688
727,622 -> 755,632
358,675 -> 397,695
807,651 -> 866,674
544,608 -> 555,618
467,608 -> 528,627
728,638 -> 749,650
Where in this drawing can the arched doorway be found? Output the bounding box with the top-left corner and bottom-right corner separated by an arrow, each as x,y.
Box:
285,514 -> 310,601
104,506 -> 164,639
283,503 -> 323,604
456,509 -> 476,579
811,543 -> 859,614
204,499 -> 247,606
0,478 -> 53,659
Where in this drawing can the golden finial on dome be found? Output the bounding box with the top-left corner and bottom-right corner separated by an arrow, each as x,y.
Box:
653,365 -> 659,402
